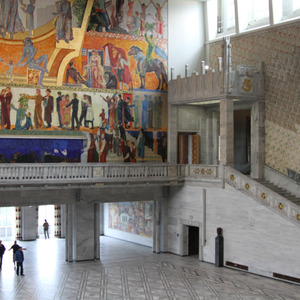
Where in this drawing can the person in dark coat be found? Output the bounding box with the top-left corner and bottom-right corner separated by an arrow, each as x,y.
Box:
8,240 -> 21,268
66,93 -> 79,130
15,248 -> 25,276
43,88 -> 54,128
56,91 -> 62,127
0,240 -> 5,270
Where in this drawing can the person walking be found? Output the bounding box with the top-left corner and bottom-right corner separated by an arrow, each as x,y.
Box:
8,240 -> 20,269
15,248 -> 25,276
43,219 -> 49,239
0,240 -> 5,270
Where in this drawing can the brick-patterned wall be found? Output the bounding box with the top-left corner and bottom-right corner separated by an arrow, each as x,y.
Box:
209,22 -> 300,175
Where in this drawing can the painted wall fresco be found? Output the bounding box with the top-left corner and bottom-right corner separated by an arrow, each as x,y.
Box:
108,201 -> 153,237
0,0 -> 168,163
209,22 -> 300,177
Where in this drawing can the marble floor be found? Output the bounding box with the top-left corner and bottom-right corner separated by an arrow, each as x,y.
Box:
0,236 -> 299,300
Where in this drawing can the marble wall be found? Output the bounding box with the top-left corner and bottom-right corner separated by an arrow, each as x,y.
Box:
167,184 -> 300,280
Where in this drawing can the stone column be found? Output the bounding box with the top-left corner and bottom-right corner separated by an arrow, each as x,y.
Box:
212,111 -> 220,165
74,203 -> 95,261
94,203 -> 100,260
155,200 -> 161,254
65,204 -> 74,262
21,206 -> 37,241
251,99 -> 265,178
152,201 -> 156,252
168,104 -> 178,164
219,98 -> 234,166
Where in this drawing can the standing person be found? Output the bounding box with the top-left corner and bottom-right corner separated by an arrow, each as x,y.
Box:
96,132 -> 108,163
116,53 -> 131,90
79,94 -> 88,128
10,103 -> 25,130
53,0 -> 73,43
123,140 -> 132,162
5,86 -> 12,129
43,219 -> 49,239
85,97 -> 94,129
138,0 -> 151,36
159,132 -> 167,162
142,94 -> 148,129
43,89 -> 54,128
0,88 -> 7,129
66,93 -> 79,130
15,248 -> 24,276
8,240 -> 20,269
137,128 -> 145,162
27,88 -> 44,128
60,95 -> 71,129
56,91 -> 62,127
0,240 -> 5,270
151,0 -> 167,38
21,0 -> 36,38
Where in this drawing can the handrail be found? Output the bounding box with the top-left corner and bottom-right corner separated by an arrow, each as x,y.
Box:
224,166 -> 300,227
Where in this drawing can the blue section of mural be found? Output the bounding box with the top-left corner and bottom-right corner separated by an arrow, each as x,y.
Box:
0,138 -> 83,163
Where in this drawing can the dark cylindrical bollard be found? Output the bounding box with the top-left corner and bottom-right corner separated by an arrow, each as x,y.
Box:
215,227 -> 224,267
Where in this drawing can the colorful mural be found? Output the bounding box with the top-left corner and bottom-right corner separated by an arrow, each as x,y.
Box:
108,201 -> 153,237
0,0 -> 168,163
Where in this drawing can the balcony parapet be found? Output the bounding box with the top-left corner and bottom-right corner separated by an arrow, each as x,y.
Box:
0,163 -> 220,188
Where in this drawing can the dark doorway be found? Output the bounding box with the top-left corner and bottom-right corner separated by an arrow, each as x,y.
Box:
188,226 -> 199,256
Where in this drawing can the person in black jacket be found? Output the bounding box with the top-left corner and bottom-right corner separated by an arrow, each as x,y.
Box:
0,240 -> 6,270
66,93 -> 79,130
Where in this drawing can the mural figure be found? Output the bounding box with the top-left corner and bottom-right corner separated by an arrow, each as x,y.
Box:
65,93 -> 79,130
96,132 -> 108,162
158,132 -> 167,162
79,94 -> 88,127
94,0 -> 109,32
0,59 -> 16,83
65,62 -> 84,86
53,0 -> 74,43
43,89 -> 54,128
60,94 -> 71,129
137,128 -> 145,162
126,0 -> 136,31
123,140 -> 133,162
102,95 -> 117,128
153,95 -> 161,129
56,92 -> 63,127
5,87 -> 13,130
130,141 -> 137,162
21,112 -> 33,130
113,124 -> 120,155
116,53 -> 131,90
1,0 -> 25,39
85,96 -> 94,129
104,71 -> 118,89
147,95 -> 153,128
99,108 -> 105,122
104,43 -> 132,90
0,89 -> 6,129
26,88 -> 44,129
20,0 -> 35,38
117,94 -> 124,124
17,37 -> 48,87
133,96 -> 140,129
151,0 -> 167,38
128,45 -> 167,90
141,94 -> 148,129
123,97 -> 134,128
84,50 -> 106,89
11,103 -> 25,130
138,0 -> 151,36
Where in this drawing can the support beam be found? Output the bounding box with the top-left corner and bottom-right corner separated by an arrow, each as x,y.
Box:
251,99 -> 265,179
219,98 -> 234,166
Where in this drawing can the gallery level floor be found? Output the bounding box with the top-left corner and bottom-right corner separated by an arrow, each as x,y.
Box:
0,236 -> 299,300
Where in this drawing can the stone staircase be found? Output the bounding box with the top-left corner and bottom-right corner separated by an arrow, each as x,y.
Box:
255,178 -> 300,207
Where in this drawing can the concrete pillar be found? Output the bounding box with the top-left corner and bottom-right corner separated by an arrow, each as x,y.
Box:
94,203 -> 100,260
21,206 -> 37,241
152,201 -> 156,252
61,205 -> 66,238
65,204 -> 74,262
251,99 -> 265,179
219,98 -> 234,166
168,104 -> 178,164
99,203 -> 104,235
155,200 -> 161,253
65,203 -> 97,262
160,187 -> 169,252
212,111 -> 220,165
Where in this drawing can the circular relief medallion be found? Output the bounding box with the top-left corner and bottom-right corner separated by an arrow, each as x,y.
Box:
245,183 -> 250,190
278,203 -> 284,210
261,193 -> 266,199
